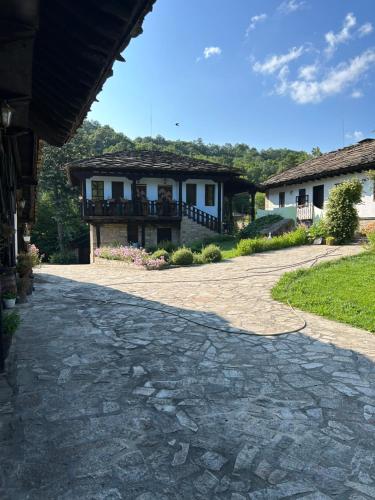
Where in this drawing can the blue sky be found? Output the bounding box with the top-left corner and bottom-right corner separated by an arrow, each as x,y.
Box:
89,0 -> 375,153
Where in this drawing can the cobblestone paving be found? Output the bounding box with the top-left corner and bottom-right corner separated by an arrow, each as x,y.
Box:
1,245 -> 375,499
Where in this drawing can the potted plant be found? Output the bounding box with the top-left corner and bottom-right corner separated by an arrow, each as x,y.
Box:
2,291 -> 17,309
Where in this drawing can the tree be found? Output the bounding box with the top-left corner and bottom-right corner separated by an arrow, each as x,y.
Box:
311,146 -> 323,157
325,179 -> 362,243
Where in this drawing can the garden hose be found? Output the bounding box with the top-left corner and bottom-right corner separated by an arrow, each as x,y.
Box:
59,248 -> 340,337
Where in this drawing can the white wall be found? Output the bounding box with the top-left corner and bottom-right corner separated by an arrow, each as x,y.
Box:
85,176 -> 222,218
265,171 -> 375,219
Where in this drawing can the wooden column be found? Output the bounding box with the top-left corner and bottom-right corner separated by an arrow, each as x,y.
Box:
178,180 -> 183,217
250,192 -> 256,222
217,182 -> 222,233
131,179 -> 137,202
141,224 -> 145,248
96,224 -> 101,248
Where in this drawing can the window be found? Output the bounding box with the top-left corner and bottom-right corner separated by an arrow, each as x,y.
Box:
279,191 -> 285,208
313,184 -> 324,209
205,184 -> 215,206
135,184 -> 147,201
92,181 -> 104,201
157,227 -> 172,244
112,181 -> 124,200
186,184 -> 197,205
158,185 -> 173,201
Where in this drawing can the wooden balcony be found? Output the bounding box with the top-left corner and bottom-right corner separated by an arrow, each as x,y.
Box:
82,199 -> 221,232
83,199 -> 180,220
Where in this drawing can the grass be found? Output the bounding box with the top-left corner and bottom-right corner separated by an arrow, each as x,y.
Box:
272,251 -> 375,333
190,236 -> 238,259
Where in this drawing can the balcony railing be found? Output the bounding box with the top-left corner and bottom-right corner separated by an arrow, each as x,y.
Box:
83,199 -> 180,218
82,199 -> 221,232
295,194 -> 309,206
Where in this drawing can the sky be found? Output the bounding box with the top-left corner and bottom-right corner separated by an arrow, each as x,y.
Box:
89,0 -> 375,153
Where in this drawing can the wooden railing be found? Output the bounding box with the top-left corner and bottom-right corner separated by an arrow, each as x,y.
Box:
83,199 -> 179,218
297,202 -> 314,221
181,202 -> 219,232
83,199 -> 221,232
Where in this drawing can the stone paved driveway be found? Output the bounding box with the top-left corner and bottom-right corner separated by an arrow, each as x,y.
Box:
1,245 -> 375,499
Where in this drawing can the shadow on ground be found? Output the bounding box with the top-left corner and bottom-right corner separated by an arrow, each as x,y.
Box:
0,270 -> 374,499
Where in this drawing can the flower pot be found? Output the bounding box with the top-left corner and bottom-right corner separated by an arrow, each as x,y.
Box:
3,298 -> 16,309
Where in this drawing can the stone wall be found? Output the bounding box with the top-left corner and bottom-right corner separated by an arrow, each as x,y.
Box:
180,216 -> 218,245
144,225 -> 180,249
90,223 -> 128,262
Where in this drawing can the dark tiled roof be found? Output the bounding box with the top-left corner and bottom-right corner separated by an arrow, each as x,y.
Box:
67,149 -> 242,176
263,139 -> 375,188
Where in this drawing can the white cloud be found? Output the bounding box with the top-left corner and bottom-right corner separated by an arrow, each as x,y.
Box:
298,64 -> 318,81
203,46 -> 222,59
358,22 -> 373,37
252,46 -> 305,74
346,130 -> 364,142
276,49 -> 375,104
325,13 -> 357,55
351,89 -> 363,98
278,0 -> 306,14
246,14 -> 267,35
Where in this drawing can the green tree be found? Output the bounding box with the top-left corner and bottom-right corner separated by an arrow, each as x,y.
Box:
325,179 -> 362,243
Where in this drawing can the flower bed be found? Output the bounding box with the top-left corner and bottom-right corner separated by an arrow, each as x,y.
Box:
94,246 -> 167,270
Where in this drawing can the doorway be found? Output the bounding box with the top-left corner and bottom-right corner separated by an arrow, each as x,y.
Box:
313,184 -> 324,209
127,223 -> 139,244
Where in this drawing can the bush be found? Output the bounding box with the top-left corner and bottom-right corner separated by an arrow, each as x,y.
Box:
171,247 -> 194,266
157,240 -> 177,253
325,179 -> 362,244
308,218 -> 328,241
151,249 -> 171,262
239,214 -> 283,239
201,244 -> 222,263
367,231 -> 375,251
326,236 -> 336,246
237,227 -> 308,256
2,291 -> 16,299
193,252 -> 204,265
3,310 -> 20,336
49,250 -> 77,264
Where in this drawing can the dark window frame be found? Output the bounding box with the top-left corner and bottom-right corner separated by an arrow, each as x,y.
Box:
92,180 -> 104,201
205,184 -> 215,207
279,191 -> 285,208
112,181 -> 124,200
186,183 -> 197,205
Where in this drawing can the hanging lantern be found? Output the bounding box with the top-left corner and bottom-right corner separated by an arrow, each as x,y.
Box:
1,101 -> 14,129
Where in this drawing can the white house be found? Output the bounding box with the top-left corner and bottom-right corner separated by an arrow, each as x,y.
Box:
67,150 -> 256,260
261,139 -> 375,227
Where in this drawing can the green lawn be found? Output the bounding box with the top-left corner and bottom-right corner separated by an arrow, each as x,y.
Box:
272,251 -> 375,333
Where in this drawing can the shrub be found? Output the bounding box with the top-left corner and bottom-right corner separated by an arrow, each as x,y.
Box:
308,218 -> 328,241
237,227 -> 308,256
151,249 -> 171,262
157,240 -> 177,253
367,231 -> 375,251
325,179 -> 362,244
239,214 -> 283,239
142,256 -> 168,270
3,310 -> 20,336
2,291 -> 16,300
29,244 -> 43,266
49,251 -> 77,264
193,252 -> 204,265
237,239 -> 257,256
201,244 -> 222,263
326,236 -> 336,246
171,247 -> 194,266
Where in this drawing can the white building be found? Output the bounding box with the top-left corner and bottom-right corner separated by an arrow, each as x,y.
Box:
261,139 -> 375,227
67,150 -> 256,260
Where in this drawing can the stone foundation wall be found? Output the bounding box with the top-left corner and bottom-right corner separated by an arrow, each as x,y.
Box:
359,218 -> 375,231
180,216 -> 218,245
90,224 -> 128,262
144,225 -> 180,249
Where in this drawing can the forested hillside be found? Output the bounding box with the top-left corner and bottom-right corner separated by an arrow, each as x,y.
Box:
33,120 -> 320,258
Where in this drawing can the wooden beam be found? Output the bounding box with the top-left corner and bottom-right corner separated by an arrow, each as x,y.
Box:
217,182 -> 222,233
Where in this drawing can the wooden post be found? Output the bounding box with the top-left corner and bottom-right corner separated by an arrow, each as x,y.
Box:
217,182 -> 222,233
178,180 -> 183,217
141,224 -> 145,247
96,224 -> 101,248
250,192 -> 256,222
